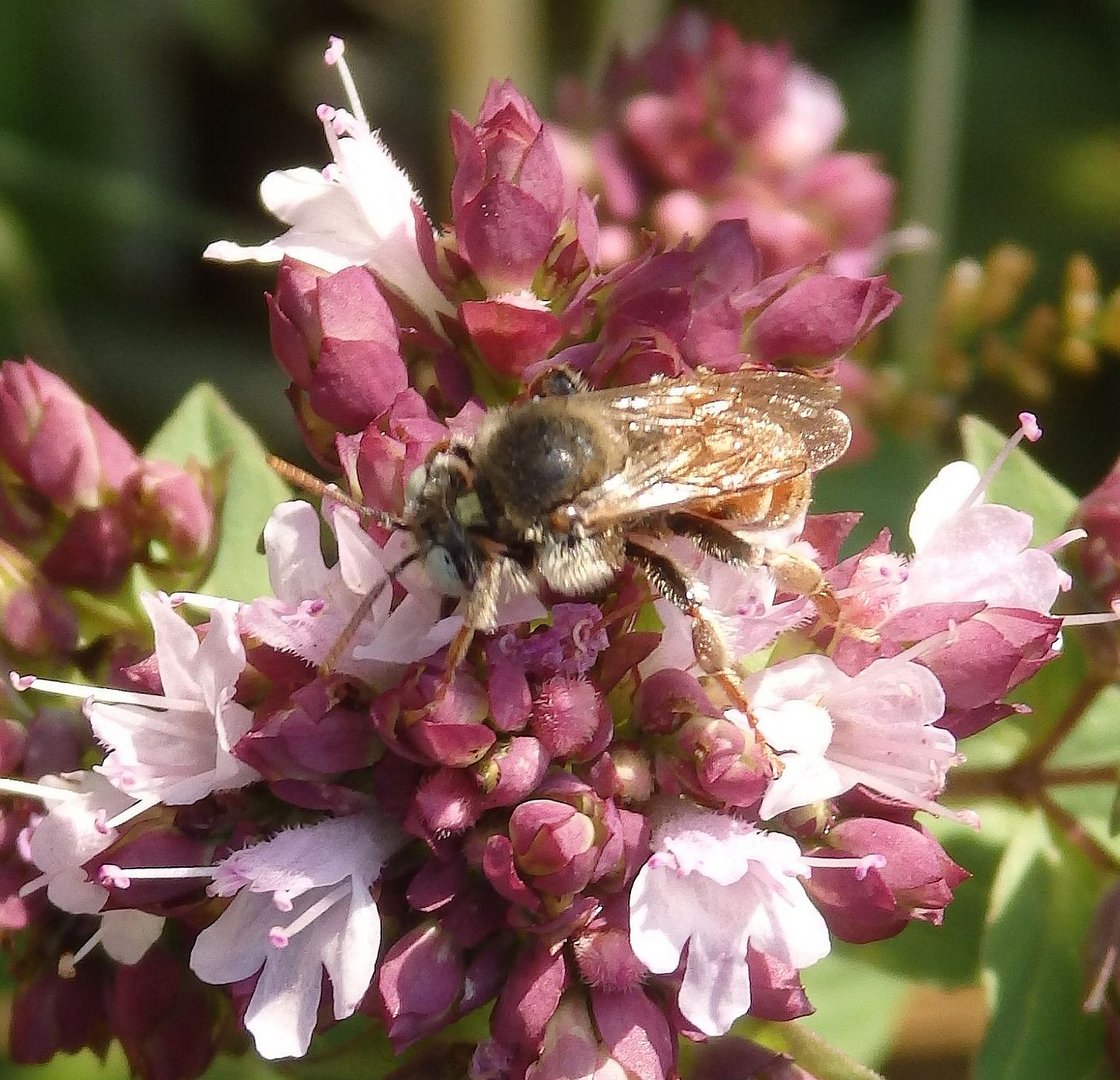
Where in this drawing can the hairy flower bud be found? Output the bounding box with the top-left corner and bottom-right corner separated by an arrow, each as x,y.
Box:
806,818 -> 968,943
268,260 -> 409,462
0,360 -> 137,513
121,459 -> 215,569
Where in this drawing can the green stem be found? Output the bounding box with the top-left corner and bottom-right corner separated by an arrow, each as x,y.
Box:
892,0 -> 970,391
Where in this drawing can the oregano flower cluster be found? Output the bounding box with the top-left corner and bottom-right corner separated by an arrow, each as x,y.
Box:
0,22 -> 1107,1080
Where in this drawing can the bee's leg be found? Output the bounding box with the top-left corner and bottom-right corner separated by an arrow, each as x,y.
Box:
433,555 -> 528,699
626,539 -> 774,762
624,539 -> 726,665
665,512 -> 838,621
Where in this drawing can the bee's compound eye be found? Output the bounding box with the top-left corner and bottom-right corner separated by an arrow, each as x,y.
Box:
404,464 -> 428,507
425,545 -> 464,596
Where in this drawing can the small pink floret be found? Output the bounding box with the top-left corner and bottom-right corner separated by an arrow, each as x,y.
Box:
324,36 -> 345,65
268,927 -> 290,948
316,103 -> 336,123
10,673 -> 33,691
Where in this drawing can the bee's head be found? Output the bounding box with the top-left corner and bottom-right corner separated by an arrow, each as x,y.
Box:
404,444 -> 487,596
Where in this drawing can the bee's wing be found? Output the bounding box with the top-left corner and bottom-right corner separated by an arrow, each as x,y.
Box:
566,369 -> 851,527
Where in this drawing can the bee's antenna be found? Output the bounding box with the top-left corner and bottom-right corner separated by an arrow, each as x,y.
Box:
321,550 -> 419,675
266,454 -> 406,530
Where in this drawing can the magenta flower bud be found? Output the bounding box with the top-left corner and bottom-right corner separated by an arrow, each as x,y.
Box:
377,922 -> 465,1049
0,359 -> 137,513
745,950 -> 814,1021
489,941 -> 570,1062
530,675 -> 610,759
122,459 -> 215,568
747,272 -> 901,368
806,818 -> 968,943
460,299 -> 563,379
590,987 -> 676,1079
237,681 -> 376,780
587,746 -> 654,804
39,507 -> 135,592
572,905 -> 646,992
484,642 -> 533,733
415,766 -> 484,833
1076,455 -> 1120,605
670,713 -> 771,808
450,81 -> 566,294
372,668 -> 494,767
267,260 -> 409,461
476,736 -> 549,809
509,798 -> 599,895
350,389 -> 448,517
633,668 -> 720,735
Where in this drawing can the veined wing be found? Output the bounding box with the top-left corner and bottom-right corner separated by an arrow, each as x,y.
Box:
562,368 -> 850,527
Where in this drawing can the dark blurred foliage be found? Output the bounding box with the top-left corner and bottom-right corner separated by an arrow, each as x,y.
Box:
0,0 -> 1118,484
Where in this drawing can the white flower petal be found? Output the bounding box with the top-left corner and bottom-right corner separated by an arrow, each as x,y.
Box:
99,910 -> 165,964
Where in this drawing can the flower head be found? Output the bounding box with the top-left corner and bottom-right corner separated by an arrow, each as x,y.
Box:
190,812 -> 404,1059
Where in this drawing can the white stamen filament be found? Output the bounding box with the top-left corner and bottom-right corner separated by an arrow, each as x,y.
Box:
11,673 -> 210,714
324,36 -> 367,128
168,592 -> 232,612
61,928 -> 104,975
18,873 -> 49,899
104,796 -> 160,830
802,853 -> 887,879
1085,942 -> 1117,1012
269,882 -> 351,948
962,413 -> 1041,509
1042,528 -> 1088,555
99,863 -> 216,886
0,777 -> 79,803
1063,607 -> 1120,627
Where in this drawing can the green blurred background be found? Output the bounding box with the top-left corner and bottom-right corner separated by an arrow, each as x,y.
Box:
0,1 -> 1119,1075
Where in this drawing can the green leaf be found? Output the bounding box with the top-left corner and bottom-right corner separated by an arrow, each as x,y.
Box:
143,384 -> 290,602
960,415 -> 1078,546
975,808 -> 1107,1080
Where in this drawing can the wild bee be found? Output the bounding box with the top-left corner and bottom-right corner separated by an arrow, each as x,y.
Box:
272,365 -> 850,678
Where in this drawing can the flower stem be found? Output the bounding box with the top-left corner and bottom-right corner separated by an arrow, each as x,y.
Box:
892,0 -> 969,391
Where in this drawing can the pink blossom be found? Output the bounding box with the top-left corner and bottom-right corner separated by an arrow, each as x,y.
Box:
190,812 -> 404,1059
242,500 -> 460,682
900,460 -> 1067,613
629,804 -> 829,1036
18,771 -> 139,914
741,654 -> 955,820
88,594 -> 260,805
205,39 -> 448,321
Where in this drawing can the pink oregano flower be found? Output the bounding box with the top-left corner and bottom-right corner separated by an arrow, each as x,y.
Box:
205,37 -> 449,321
628,803 -> 830,1036
87,594 -> 260,806
190,812 -> 406,1059
742,654 -> 958,822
